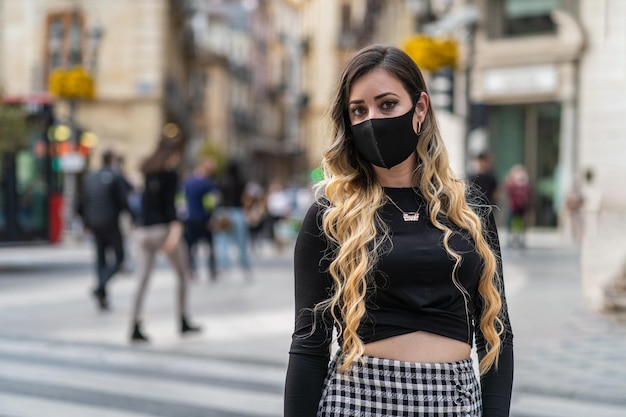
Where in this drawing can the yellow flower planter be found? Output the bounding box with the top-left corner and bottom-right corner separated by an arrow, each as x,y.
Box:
48,66 -> 96,100
402,35 -> 458,72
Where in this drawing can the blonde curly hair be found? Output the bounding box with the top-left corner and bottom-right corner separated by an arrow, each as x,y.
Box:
315,44 -> 504,376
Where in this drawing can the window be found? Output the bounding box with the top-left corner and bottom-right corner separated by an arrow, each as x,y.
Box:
487,0 -> 558,39
338,3 -> 356,48
44,11 -> 85,79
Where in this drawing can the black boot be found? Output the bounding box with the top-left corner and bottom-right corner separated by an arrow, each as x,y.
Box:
92,288 -> 110,311
131,322 -> 149,342
181,316 -> 202,335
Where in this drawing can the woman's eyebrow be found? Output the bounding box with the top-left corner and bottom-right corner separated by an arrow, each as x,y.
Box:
374,92 -> 399,100
349,92 -> 399,106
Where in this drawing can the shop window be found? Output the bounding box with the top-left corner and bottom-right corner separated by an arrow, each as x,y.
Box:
487,0 -> 558,39
44,11 -> 85,80
489,103 -> 561,227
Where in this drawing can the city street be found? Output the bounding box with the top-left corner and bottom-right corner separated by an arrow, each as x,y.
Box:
0,230 -> 625,417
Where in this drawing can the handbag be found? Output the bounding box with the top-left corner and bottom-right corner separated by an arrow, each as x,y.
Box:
211,211 -> 232,231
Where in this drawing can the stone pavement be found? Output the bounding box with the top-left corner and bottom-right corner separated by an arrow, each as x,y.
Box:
0,238 -> 295,367
512,313 -> 626,417
1,230 -> 625,417
501,231 -> 626,417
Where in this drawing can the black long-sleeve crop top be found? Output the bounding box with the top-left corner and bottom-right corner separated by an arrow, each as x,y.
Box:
141,170 -> 179,227
284,187 -> 514,417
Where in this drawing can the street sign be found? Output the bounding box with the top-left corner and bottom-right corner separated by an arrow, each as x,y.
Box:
59,152 -> 85,173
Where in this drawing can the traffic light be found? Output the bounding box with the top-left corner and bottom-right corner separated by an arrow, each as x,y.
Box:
78,130 -> 98,157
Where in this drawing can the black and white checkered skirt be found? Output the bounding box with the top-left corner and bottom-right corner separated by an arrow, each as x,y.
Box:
318,352 -> 482,417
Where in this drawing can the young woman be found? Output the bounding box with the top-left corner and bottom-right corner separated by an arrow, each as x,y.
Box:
130,136 -> 201,342
284,45 -> 514,416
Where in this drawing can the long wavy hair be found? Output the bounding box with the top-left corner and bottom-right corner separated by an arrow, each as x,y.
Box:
316,44 -> 504,375
140,136 -> 182,176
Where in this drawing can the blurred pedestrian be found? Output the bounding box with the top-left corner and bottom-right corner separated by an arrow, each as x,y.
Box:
468,151 -> 499,206
565,177 -> 585,244
242,181 -> 267,253
504,164 -> 532,248
212,159 -> 252,278
113,155 -> 137,273
182,157 -> 218,281
266,180 -> 292,252
130,135 -> 201,342
113,155 -> 134,200
284,45 -> 513,417
77,149 -> 132,311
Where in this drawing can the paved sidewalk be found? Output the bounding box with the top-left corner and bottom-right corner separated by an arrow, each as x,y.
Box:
2,230 -> 625,417
512,313 -> 626,417
501,230 -> 626,417
0,238 -> 296,367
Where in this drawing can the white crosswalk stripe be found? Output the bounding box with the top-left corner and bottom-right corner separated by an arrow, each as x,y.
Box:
0,336 -> 284,417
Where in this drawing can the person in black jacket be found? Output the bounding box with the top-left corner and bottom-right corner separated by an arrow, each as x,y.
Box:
78,149 -> 131,311
129,135 -> 201,342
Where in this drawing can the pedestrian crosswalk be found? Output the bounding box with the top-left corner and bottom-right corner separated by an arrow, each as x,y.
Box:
0,336 -> 285,417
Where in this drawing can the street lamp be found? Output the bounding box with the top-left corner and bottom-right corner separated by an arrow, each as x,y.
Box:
47,20 -> 103,239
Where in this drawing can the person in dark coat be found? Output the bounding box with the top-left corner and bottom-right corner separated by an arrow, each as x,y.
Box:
78,149 -> 131,311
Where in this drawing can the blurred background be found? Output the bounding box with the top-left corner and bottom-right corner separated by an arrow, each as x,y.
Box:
2,0 -> 626,309
0,0 -> 626,417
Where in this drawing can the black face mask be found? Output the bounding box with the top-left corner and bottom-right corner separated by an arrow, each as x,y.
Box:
349,106 -> 420,169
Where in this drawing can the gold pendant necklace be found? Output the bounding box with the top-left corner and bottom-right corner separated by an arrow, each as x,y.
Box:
386,195 -> 420,222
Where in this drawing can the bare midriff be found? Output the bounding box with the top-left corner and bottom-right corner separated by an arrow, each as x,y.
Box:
363,331 -> 471,363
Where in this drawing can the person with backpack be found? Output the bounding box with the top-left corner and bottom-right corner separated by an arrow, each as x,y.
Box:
78,149 -> 132,311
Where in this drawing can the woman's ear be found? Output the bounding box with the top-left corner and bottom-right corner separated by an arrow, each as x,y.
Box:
414,91 -> 429,123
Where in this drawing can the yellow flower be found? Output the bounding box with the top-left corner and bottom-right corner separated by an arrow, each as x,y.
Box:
48,66 -> 96,100
402,35 -> 458,72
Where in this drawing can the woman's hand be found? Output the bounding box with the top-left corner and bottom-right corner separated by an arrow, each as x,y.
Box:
163,221 -> 183,253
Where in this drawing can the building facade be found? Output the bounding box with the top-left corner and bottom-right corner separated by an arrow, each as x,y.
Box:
247,0 -> 307,184
0,0 -> 196,185
467,0 -> 626,311
470,0 -> 584,229
576,0 -> 626,310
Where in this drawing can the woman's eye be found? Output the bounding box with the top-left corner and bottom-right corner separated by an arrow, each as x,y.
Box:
350,107 -> 366,117
381,100 -> 398,110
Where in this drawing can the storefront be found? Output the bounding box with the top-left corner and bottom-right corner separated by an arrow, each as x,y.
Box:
470,1 -> 584,228
488,102 -> 561,227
